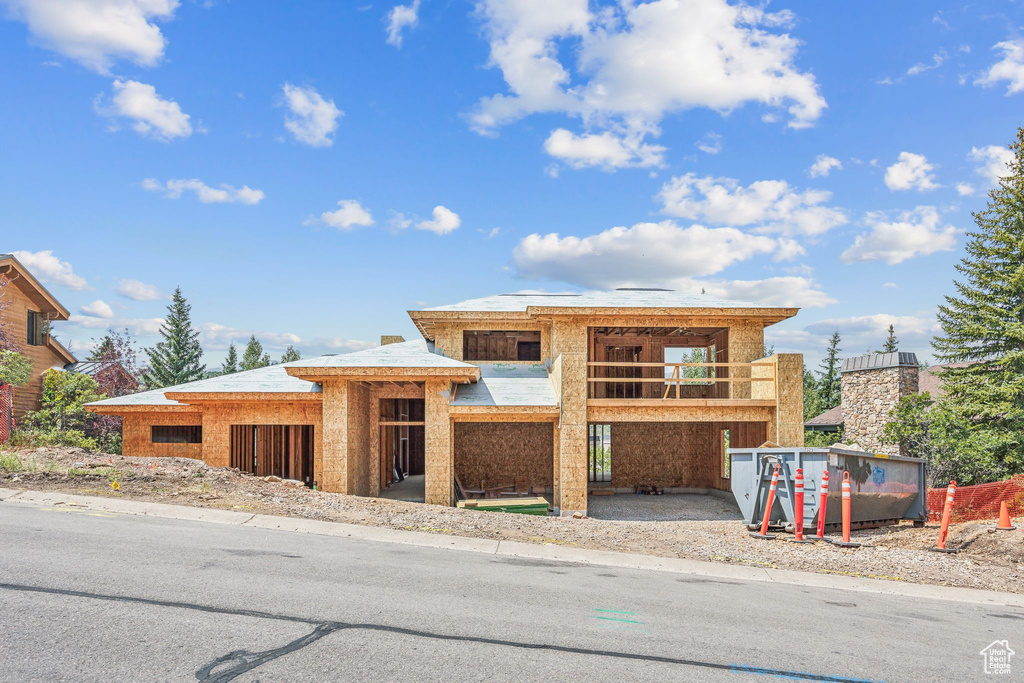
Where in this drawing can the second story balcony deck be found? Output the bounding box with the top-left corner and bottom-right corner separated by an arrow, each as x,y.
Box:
586,360 -> 778,407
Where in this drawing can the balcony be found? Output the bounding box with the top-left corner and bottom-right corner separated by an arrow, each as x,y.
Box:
586,361 -> 778,407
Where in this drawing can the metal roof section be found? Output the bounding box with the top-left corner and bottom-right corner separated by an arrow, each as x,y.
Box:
420,288 -> 772,313
284,339 -> 475,369
88,364 -> 320,408
451,363 -> 557,407
840,352 -> 919,374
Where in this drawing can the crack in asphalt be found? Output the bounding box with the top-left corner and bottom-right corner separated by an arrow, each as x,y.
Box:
0,582 -> 877,682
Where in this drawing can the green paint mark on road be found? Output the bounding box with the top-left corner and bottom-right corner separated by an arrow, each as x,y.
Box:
593,616 -> 644,624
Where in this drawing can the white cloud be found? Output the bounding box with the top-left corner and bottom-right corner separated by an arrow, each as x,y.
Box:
199,323 -> 301,350
386,0 -> 420,47
416,205 -> 461,234
693,275 -> 836,309
543,128 -> 665,170
1,0 -> 178,74
808,154 -> 842,178
841,206 -> 957,265
470,0 -> 825,161
513,220 -> 779,286
955,182 -> 975,196
884,152 -> 939,191
696,132 -> 722,155
69,314 -> 164,336
98,79 -> 192,141
657,173 -> 847,237
117,279 -> 167,301
968,144 -> 1014,187
883,282 -> 899,289
805,313 -> 940,352
319,200 -> 374,230
142,178 -> 265,205
306,337 -> 376,355
281,83 -> 342,147
80,299 -> 114,318
906,50 -> 947,76
774,238 -> 806,262
11,250 -> 90,290
975,40 -> 1024,95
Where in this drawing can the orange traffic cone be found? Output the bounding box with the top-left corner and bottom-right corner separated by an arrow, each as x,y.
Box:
996,501 -> 1017,531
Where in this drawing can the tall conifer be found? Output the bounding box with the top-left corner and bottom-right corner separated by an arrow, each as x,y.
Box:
144,287 -> 205,387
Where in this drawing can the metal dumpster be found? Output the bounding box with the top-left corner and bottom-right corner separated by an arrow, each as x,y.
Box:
729,447 -> 928,531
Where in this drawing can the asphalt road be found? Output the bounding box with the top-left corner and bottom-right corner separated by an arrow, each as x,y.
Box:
0,502 -> 1020,682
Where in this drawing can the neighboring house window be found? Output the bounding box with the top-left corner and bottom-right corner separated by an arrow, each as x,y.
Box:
721,428 -> 731,479
463,330 -> 542,361
26,310 -> 46,346
152,426 -> 202,444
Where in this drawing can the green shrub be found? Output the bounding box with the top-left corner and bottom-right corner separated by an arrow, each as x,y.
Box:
9,427 -> 100,451
0,350 -> 32,387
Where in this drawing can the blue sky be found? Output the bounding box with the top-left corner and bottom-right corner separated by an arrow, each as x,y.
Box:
2,0 -> 1022,370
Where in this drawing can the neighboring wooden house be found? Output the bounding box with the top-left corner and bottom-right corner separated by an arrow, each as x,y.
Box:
0,253 -> 77,421
89,289 -> 804,514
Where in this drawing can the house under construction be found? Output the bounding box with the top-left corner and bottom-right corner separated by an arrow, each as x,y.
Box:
87,289 -> 804,515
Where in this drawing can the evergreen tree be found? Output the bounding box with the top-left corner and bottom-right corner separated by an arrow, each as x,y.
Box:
803,365 -> 822,421
88,335 -> 115,361
240,335 -> 271,371
143,287 -> 205,388
223,343 -> 239,374
817,331 -> 842,410
280,346 -> 301,363
932,127 -> 1024,478
882,325 -> 899,353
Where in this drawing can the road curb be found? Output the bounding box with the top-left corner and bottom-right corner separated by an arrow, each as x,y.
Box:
3,487 -> 1022,608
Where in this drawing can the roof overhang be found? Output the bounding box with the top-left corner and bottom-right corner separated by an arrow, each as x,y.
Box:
408,306 -> 798,340
163,391 -> 323,403
87,404 -> 201,415
0,254 -> 70,320
48,336 -> 77,365
285,365 -> 480,384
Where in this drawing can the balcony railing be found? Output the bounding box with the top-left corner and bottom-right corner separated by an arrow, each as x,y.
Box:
586,361 -> 776,403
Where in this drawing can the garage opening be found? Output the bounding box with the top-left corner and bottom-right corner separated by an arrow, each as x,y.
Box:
229,425 -> 314,487
379,398 -> 425,501
454,422 -> 553,498
586,421 -> 765,521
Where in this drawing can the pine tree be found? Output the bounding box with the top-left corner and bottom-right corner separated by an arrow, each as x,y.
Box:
223,343 -> 239,374
882,325 -> 899,353
803,365 -> 822,421
817,331 -> 842,410
280,346 -> 301,363
144,287 -> 205,388
88,335 -> 115,361
240,335 -> 271,371
932,127 -> 1024,478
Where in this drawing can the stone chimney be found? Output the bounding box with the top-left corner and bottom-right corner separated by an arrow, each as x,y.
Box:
380,335 -> 405,346
840,352 -> 919,455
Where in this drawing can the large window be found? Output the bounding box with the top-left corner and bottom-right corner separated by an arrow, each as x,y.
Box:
463,330 -> 541,361
152,426 -> 202,444
26,310 -> 45,346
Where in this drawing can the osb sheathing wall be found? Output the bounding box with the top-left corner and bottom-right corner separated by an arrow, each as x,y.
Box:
346,382 -> 371,497
431,320 -> 551,362
122,411 -> 203,459
200,401 -> 323,471
321,380 -> 348,493
454,422 -> 554,491
727,323 -> 764,400
424,377 -> 453,505
609,421 -> 768,492
551,319 -> 588,513
611,422 -> 717,489
751,353 -> 804,447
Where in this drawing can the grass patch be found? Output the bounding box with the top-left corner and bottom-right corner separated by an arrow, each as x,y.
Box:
0,451 -> 59,474
68,466 -> 126,481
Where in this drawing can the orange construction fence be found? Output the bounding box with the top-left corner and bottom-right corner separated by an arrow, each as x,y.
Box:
927,475 -> 1024,522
